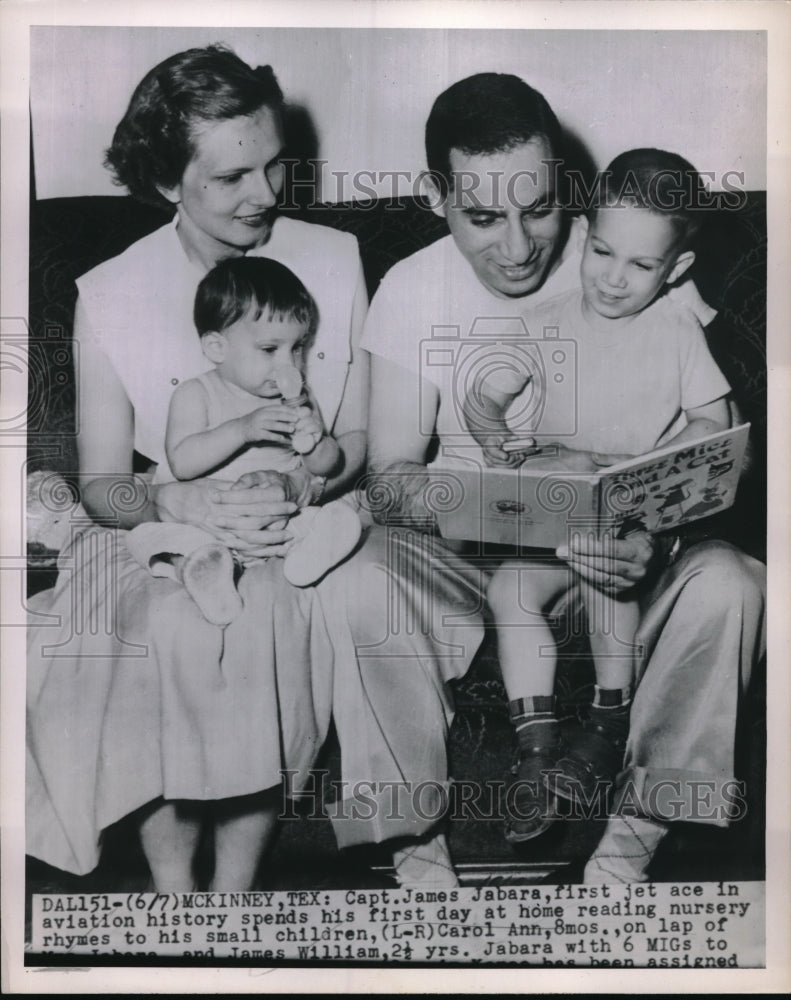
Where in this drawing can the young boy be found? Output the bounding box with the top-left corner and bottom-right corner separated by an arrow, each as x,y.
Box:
462,149 -> 732,843
127,257 -> 361,625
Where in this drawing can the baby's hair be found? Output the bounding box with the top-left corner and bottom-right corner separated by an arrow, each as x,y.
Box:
194,257 -> 318,339
591,148 -> 706,251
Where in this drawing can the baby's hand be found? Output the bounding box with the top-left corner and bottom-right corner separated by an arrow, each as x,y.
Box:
291,405 -> 324,455
241,403 -> 297,444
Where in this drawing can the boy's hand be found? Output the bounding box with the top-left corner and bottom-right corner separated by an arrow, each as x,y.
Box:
520,442 -> 601,473
291,405 -> 324,455
479,435 -> 526,468
241,403 -> 297,444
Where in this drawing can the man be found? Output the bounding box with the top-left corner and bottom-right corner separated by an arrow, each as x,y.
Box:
358,73 -> 766,883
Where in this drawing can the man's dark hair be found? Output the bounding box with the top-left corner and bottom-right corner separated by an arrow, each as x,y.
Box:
105,44 -> 284,209
194,257 -> 318,339
425,73 -> 562,198
591,148 -> 706,251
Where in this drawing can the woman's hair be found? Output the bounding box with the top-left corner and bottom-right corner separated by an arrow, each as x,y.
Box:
105,44 -> 284,208
194,257 -> 318,340
425,73 -> 561,199
590,148 -> 706,251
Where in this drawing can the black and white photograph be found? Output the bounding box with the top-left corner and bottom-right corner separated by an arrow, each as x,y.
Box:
2,0 -> 789,992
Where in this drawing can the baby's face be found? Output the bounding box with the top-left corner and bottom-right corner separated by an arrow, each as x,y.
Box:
212,310 -> 308,397
580,207 -> 684,322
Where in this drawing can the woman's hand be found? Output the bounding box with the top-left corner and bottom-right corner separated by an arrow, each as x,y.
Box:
154,476 -> 298,556
556,531 -> 656,593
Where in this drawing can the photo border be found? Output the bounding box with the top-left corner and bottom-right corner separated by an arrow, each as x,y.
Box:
2,0 -> 789,993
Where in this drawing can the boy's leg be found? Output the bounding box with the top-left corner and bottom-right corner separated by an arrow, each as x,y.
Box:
584,585 -> 641,690
488,559 -> 571,842
283,498 -> 362,586
553,587 -> 641,802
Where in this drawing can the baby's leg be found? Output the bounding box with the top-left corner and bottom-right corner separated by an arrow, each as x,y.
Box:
126,522 -> 242,626
126,522 -> 216,579
552,582 -> 642,803
487,558 -> 572,842
282,498 -> 362,587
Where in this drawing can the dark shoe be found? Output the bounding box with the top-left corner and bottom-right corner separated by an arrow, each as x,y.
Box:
547,719 -> 626,803
503,742 -> 564,843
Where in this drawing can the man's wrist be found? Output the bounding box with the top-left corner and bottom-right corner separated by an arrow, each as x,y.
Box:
364,462 -> 437,531
650,531 -> 682,568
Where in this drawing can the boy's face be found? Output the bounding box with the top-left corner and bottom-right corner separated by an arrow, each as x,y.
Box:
429,139 -> 564,299
580,206 -> 692,321
203,311 -> 308,397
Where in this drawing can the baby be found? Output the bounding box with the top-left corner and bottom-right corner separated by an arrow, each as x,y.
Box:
127,256 -> 361,625
462,148 -> 732,842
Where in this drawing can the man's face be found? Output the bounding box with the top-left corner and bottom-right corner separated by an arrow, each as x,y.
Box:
438,139 -> 563,299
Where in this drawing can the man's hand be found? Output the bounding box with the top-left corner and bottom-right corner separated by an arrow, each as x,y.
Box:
556,531 -> 656,593
363,461 -> 437,530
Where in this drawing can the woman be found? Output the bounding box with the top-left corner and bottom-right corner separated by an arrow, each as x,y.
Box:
26,45 -> 368,891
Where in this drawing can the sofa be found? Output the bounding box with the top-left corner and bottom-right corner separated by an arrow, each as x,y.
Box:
26,192 -> 766,889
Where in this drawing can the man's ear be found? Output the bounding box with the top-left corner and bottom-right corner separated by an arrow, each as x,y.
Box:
666,250 -> 696,285
419,172 -> 447,219
155,182 -> 181,206
200,332 -> 226,364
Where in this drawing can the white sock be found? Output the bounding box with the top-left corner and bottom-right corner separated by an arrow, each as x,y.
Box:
584,815 -> 668,884
392,831 -> 459,888
283,501 -> 362,587
181,543 -> 242,627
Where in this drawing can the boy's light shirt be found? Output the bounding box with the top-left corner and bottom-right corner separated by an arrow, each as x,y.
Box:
486,289 -> 729,456
362,214 -> 719,467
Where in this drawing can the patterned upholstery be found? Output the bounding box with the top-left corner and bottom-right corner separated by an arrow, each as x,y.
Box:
27,195 -> 766,871
27,195 -> 767,520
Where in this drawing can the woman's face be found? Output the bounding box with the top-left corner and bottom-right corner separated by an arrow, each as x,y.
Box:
159,105 -> 285,265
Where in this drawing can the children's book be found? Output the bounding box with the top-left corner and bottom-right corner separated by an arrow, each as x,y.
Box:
427,424 -> 750,548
